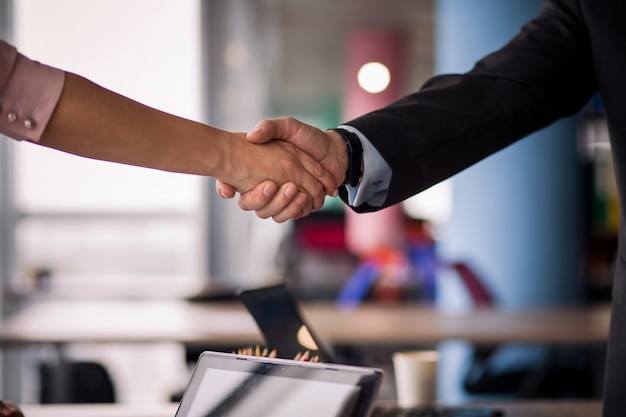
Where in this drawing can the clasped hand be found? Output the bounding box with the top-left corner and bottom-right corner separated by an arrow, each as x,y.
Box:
217,117 -> 348,223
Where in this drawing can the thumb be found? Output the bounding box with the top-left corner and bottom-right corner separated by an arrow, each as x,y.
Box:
246,117 -> 303,144
246,121 -> 274,144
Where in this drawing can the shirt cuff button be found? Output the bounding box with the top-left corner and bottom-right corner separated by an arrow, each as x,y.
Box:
24,118 -> 36,129
7,111 -> 17,123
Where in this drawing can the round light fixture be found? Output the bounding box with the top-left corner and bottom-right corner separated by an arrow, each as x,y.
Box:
357,62 -> 391,93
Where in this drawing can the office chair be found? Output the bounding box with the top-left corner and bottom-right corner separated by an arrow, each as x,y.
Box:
39,360 -> 116,403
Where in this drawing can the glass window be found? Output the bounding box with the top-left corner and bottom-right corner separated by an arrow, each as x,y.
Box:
10,0 -> 205,296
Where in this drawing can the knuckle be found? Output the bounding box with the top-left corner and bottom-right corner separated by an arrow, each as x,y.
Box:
314,162 -> 325,178
314,183 -> 325,200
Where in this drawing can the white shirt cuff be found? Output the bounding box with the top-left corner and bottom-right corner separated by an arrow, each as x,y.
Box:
338,125 -> 391,208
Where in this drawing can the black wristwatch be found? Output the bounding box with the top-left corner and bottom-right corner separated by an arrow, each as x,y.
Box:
332,128 -> 363,187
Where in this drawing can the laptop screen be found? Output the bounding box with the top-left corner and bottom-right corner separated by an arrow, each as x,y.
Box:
175,351 -> 382,417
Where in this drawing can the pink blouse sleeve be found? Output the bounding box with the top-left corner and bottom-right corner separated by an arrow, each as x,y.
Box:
0,40 -> 65,142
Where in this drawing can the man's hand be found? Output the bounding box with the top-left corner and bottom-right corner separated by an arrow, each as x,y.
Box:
216,117 -> 348,222
220,132 -> 340,219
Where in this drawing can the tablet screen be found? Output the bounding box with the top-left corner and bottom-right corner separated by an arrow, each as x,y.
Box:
175,352 -> 382,417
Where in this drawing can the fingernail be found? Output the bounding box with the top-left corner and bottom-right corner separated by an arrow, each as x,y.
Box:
284,184 -> 297,199
263,182 -> 277,197
296,194 -> 307,207
248,126 -> 264,137
218,189 -> 228,199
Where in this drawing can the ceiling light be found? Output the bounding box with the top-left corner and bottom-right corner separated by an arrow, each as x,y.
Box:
357,62 -> 391,94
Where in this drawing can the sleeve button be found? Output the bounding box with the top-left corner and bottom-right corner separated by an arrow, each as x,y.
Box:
6,111 -> 17,122
24,118 -> 36,129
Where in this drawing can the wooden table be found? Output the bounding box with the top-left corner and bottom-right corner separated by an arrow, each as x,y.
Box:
490,400 -> 602,417
0,299 -> 610,346
18,403 -> 179,417
2,301 -> 608,411
17,400 -> 603,417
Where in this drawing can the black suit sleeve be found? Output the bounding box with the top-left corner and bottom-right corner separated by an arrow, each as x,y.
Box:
343,0 -> 595,212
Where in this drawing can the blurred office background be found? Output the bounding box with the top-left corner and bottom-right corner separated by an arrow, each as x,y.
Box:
0,0 -> 613,406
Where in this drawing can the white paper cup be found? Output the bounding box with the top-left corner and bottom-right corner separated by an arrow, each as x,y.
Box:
392,350 -> 439,408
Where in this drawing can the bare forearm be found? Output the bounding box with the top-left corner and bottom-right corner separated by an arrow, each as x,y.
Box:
37,73 -> 330,209
39,72 -> 230,177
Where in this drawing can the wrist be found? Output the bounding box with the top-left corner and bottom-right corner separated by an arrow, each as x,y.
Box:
214,131 -> 247,187
325,129 -> 350,186
331,128 -> 363,187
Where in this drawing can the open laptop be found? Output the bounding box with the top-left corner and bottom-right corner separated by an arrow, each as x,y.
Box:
236,283 -> 503,417
174,350 -> 382,417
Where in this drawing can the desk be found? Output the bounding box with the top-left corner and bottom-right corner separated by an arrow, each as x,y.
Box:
489,400 -> 602,417
0,300 -> 610,346
19,403 -> 179,417
2,301 -> 607,409
17,400 -> 602,417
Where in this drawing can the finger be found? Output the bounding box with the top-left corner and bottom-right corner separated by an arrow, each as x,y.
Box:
279,143 -> 338,202
288,159 -> 328,209
215,180 -> 236,199
248,182 -> 301,219
250,183 -> 309,221
237,180 -> 280,211
271,191 -> 312,223
299,173 -> 327,211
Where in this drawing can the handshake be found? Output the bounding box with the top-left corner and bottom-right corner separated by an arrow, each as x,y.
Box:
215,117 -> 351,223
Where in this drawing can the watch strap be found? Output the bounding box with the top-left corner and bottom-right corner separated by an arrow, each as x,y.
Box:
333,128 -> 363,187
